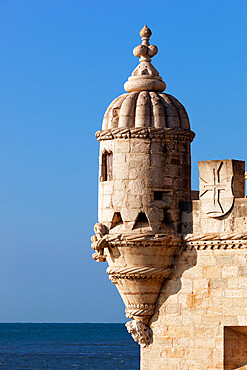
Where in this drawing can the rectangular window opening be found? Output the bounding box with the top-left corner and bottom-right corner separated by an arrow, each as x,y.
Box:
101,152 -> 113,181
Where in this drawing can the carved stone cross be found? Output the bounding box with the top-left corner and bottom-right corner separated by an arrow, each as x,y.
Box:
200,163 -> 230,212
199,160 -> 234,218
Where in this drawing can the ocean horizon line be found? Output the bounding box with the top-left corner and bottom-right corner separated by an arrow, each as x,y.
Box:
0,321 -> 127,324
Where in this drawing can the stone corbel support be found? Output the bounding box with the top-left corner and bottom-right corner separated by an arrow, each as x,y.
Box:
91,223 -> 183,346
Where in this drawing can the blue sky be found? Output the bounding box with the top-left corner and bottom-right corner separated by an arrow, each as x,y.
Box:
0,0 -> 246,322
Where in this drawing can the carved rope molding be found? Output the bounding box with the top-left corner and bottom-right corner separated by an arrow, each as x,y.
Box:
95,127 -> 195,142
126,308 -> 155,318
107,233 -> 183,249
125,303 -> 156,318
184,232 -> 247,250
106,266 -> 171,280
91,229 -> 183,251
92,226 -> 247,254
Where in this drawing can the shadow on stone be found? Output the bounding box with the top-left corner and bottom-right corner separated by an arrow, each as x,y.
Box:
150,246 -> 198,325
224,326 -> 247,370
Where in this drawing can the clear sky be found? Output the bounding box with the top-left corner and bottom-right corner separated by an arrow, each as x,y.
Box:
0,0 -> 246,323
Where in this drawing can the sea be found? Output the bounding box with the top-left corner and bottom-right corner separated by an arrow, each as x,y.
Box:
0,323 -> 140,369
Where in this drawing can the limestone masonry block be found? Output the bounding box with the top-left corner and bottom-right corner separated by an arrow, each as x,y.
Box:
142,248 -> 247,369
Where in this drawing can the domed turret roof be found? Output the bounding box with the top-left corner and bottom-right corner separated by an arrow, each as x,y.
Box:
100,26 -> 191,133
102,92 -> 190,130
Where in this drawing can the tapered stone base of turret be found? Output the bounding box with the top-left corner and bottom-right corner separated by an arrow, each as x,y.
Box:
104,234 -> 183,346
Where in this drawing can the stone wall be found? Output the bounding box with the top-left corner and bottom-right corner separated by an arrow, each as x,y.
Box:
183,198 -> 247,235
141,246 -> 247,369
98,136 -> 191,233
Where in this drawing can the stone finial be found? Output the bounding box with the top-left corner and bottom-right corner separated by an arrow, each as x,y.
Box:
140,24 -> 152,39
124,26 -> 166,93
133,25 -> 158,62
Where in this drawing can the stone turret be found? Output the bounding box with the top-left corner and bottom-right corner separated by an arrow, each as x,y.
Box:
91,24 -> 247,370
91,26 -> 195,346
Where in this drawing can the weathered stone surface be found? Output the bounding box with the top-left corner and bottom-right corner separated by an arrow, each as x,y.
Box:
98,135 -> 192,232
92,24 -> 247,368
141,246 -> 247,369
199,159 -> 245,218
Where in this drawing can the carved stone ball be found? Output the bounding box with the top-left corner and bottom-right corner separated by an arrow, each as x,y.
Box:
148,45 -> 158,57
133,45 -> 148,57
133,45 -> 158,58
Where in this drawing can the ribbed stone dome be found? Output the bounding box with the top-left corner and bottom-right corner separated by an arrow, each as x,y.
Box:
102,91 -> 190,130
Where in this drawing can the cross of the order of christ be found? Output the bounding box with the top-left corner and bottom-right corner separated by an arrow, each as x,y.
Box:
199,161 -> 233,217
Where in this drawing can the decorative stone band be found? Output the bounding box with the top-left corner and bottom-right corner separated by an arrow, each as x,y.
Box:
109,233 -> 183,249
184,232 -> 247,250
91,227 -> 183,249
96,127 -> 195,142
125,304 -> 156,318
112,241 -> 180,249
106,266 -> 171,280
